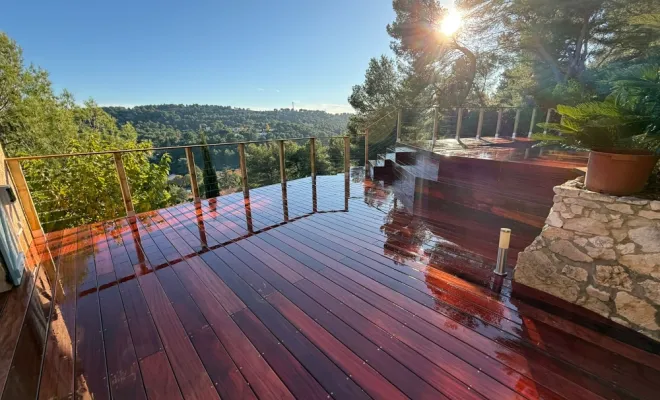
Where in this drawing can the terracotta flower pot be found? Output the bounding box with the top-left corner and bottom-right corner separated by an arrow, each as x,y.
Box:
585,149 -> 659,195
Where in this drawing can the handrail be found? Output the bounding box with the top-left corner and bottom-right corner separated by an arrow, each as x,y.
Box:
5,135 -> 350,161
6,135 -> 356,236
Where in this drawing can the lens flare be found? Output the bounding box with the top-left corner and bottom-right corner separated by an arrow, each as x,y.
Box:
440,10 -> 462,36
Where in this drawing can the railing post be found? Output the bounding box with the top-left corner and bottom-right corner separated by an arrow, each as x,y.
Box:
238,143 -> 249,199
113,153 -> 135,217
6,160 -> 42,235
528,108 -> 537,138
511,109 -> 521,139
309,138 -> 316,179
431,108 -> 438,150
476,108 -> 484,139
455,107 -> 463,140
184,147 -> 200,202
364,129 -> 369,169
344,136 -> 350,210
495,108 -> 503,138
396,110 -> 402,143
343,136 -> 350,176
278,140 -> 286,185
543,108 -> 553,134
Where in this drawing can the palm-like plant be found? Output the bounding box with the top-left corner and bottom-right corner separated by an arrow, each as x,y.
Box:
536,65 -> 660,152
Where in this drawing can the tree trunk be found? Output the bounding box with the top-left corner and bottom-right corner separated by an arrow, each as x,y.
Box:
452,42 -> 477,106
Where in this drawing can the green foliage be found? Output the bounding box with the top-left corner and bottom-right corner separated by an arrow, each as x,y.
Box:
0,32 -> 173,232
536,64 -> 660,151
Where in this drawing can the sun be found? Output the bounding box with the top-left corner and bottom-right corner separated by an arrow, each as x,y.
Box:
440,10 -> 462,36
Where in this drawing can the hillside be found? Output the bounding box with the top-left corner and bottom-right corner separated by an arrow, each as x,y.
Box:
103,104 -> 351,148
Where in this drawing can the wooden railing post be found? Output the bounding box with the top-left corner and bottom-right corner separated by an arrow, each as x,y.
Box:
455,107 -> 464,140
238,143 -> 249,199
113,153 -> 135,217
184,147 -> 200,202
278,140 -> 286,185
344,136 -> 350,211
309,138 -> 316,179
528,108 -> 537,138
476,108 -> 484,139
495,108 -> 503,138
431,108 -> 438,150
512,108 -> 521,139
396,110 -> 402,142
343,136 -> 350,176
6,160 -> 42,234
364,129 -> 369,169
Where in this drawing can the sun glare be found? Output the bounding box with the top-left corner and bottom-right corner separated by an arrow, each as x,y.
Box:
440,10 -> 462,36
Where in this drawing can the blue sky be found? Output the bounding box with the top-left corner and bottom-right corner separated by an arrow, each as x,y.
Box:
1,0 -> 403,113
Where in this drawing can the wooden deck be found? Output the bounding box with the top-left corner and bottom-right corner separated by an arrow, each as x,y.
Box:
1,171 -> 660,400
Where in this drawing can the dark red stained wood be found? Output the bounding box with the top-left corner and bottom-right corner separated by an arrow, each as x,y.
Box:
201,250 -> 368,399
266,292 -> 408,400
117,279 -> 163,360
186,257 -> 247,314
1,262 -> 55,400
260,230 -> 626,400
10,171 -> 660,400
98,285 -> 146,400
188,326 -> 257,400
231,308 -> 329,399
155,267 -> 209,335
250,234 -> 565,400
210,247 -> 276,297
272,225 -> 660,399
153,266 -> 256,400
75,292 -> 110,400
227,243 -> 462,400
139,351 -> 183,400
138,273 -> 219,400
170,260 -> 294,400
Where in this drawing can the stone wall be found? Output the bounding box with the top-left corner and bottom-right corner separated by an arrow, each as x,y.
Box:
514,177 -> 660,341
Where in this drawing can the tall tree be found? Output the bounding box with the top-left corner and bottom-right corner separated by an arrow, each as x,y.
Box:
199,130 -> 220,198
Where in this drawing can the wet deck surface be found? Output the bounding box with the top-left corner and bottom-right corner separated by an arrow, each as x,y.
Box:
1,171 -> 660,400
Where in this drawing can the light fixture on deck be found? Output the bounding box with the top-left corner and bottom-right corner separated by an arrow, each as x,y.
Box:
493,228 -> 511,276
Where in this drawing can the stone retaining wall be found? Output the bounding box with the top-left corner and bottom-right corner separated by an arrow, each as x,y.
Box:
514,177 -> 660,341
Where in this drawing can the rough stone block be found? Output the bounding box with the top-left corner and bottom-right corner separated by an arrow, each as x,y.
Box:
640,280 -> 660,306
639,210 -> 660,220
549,240 -> 593,262
541,227 -> 573,241
546,212 -> 563,228
616,243 -> 635,255
615,292 -> 659,331
554,185 -> 581,198
619,254 -> 660,279
629,226 -> 660,253
611,229 -> 627,242
562,266 -> 588,282
580,190 -> 615,203
586,285 -> 610,302
606,203 -> 634,214
616,197 -> 649,206
563,218 -> 609,236
595,265 -> 633,291
650,201 -> 660,211
588,236 -> 614,248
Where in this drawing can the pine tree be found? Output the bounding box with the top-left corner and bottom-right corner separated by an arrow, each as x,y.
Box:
200,130 -> 220,198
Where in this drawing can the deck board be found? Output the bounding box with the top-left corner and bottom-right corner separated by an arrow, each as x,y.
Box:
2,172 -> 659,400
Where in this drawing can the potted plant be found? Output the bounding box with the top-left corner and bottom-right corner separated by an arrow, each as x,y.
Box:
536,65 -> 660,195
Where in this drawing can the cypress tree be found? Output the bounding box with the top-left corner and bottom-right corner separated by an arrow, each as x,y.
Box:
200,130 -> 220,198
